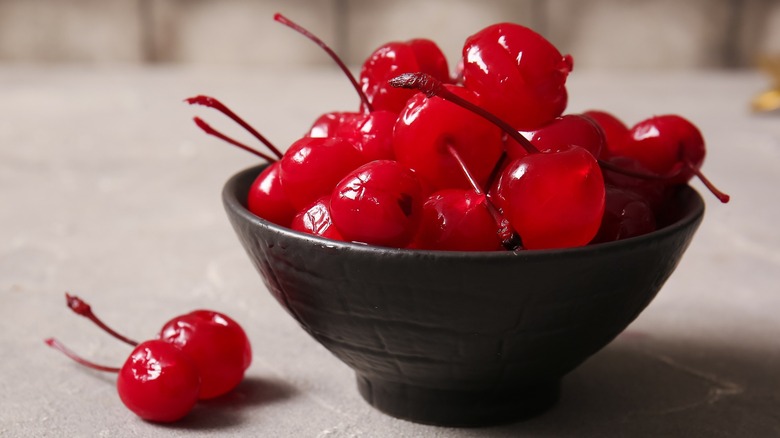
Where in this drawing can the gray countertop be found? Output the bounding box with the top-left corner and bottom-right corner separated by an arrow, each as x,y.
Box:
1,66 -> 778,437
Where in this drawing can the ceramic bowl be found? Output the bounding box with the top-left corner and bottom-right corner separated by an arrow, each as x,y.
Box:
222,164 -> 704,427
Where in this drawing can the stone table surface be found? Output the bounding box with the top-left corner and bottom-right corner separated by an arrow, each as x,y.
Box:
0,66 -> 778,437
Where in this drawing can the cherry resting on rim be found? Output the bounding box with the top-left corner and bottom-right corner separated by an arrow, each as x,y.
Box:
45,338 -> 201,423
291,195 -> 345,240
461,22 -> 573,130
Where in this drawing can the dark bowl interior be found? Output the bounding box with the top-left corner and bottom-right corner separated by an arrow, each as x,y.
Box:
223,164 -> 705,426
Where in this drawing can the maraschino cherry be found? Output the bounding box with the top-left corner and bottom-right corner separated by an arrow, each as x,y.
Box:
49,293 -> 253,421
461,22 -> 573,130
45,338 -> 200,423
393,84 -> 504,192
330,160 -> 424,248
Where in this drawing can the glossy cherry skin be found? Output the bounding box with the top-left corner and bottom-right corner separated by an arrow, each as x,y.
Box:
393,85 -> 504,191
325,110 -> 398,162
330,160 -> 424,248
116,340 -> 200,423
411,189 -> 503,251
591,186 -> 656,244
462,23 -> 573,130
159,310 -> 252,400
511,114 -> 605,160
307,111 -> 361,138
496,145 -> 605,250
279,136 -> 368,210
360,39 -> 451,114
290,196 -> 345,240
582,110 -> 629,157
247,162 -> 297,227
611,115 -> 705,184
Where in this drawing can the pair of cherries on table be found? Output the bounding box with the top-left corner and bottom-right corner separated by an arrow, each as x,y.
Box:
46,294 -> 251,423
192,14 -> 728,253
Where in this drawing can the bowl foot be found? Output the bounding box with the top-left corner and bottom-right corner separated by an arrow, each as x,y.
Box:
356,374 -> 560,427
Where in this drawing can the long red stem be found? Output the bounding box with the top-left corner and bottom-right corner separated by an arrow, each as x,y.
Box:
44,338 -> 120,373
186,95 -> 283,159
65,293 -> 139,346
446,144 -> 520,250
193,117 -> 278,162
688,162 -> 730,203
274,13 -> 373,112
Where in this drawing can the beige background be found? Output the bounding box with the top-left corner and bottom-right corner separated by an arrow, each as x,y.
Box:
1,0 -> 779,70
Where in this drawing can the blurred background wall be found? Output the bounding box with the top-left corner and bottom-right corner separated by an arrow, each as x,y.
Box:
1,0 -> 778,70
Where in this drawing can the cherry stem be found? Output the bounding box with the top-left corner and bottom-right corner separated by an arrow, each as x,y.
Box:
687,162 -> 730,203
193,117 -> 278,162
185,95 -> 283,159
446,144 -> 520,250
274,13 -> 373,113
65,293 -> 139,347
389,72 -> 539,154
44,338 -> 120,373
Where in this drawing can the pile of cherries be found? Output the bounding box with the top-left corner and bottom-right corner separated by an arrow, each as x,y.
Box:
192,14 -> 729,251
46,294 -> 251,423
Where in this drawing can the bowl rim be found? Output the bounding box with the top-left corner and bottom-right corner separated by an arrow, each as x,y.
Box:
223,164 -> 705,259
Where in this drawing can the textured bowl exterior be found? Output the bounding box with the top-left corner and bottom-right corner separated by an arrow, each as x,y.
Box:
223,164 -> 704,426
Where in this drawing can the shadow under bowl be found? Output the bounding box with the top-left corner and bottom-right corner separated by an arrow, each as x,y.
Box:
223,164 -> 705,427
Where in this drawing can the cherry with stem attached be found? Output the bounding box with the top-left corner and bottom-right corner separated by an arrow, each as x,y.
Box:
446,144 -> 519,250
62,293 -> 252,400
45,337 -> 201,423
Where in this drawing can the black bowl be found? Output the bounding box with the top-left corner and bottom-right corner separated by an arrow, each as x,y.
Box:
223,164 -> 704,427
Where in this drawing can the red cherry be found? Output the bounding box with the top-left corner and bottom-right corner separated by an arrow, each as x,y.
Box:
330,160 -> 424,248
61,294 -> 252,402
615,115 -> 704,179
159,310 -> 252,400
412,189 -> 503,251
290,196 -> 345,240
279,136 -> 367,210
45,338 -> 200,423
462,23 -> 573,130
393,85 -> 504,191
310,110 -> 397,162
360,39 -> 451,113
247,162 -> 297,227
333,110 -> 397,161
582,110 -> 630,157
117,340 -> 201,422
496,145 -> 606,249
511,114 -> 606,159
307,111 -> 361,138
612,115 -> 729,202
